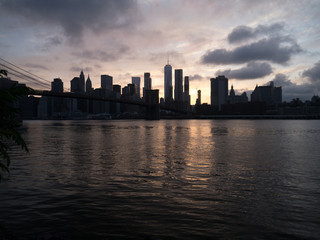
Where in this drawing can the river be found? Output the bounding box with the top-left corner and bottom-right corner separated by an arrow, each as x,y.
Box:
0,120 -> 319,239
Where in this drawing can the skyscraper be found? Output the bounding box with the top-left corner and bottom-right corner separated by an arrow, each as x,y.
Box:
86,75 -> 93,93
143,72 -> 151,99
51,78 -> 63,93
51,78 -> 64,114
184,76 -> 190,109
101,75 -> 113,91
211,75 -> 228,110
196,89 -> 201,105
132,77 -> 141,98
79,70 -> 85,93
70,77 -> 81,93
164,62 -> 173,103
174,69 -> 183,109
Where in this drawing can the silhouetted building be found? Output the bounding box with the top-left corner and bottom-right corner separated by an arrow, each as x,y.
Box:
79,70 -> 85,92
91,88 -> 112,114
196,89 -> 201,106
164,62 -> 173,103
122,83 -> 137,97
113,84 -> 121,94
145,89 -> 159,120
143,72 -> 152,99
211,75 -> 228,110
112,85 -> 121,114
50,78 -> 64,115
70,77 -> 82,93
70,72 -> 87,112
174,69 -> 183,109
184,76 -> 190,109
51,78 -> 63,93
86,75 -> 93,93
101,75 -> 113,91
21,96 -> 40,119
122,86 -> 129,97
227,85 -> 248,104
132,77 -> 141,98
251,81 -> 282,106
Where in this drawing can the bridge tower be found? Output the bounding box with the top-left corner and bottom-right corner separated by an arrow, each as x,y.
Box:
145,89 -> 160,120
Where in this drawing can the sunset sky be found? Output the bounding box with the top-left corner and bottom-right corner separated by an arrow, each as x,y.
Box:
1,0 -> 320,104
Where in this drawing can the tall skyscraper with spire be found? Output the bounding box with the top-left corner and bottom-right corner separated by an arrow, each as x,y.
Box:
79,70 -> 85,93
86,75 -> 93,93
164,58 -> 173,103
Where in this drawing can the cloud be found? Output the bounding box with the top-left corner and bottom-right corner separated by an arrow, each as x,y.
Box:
202,36 -> 301,65
228,23 -> 284,44
271,73 -> 294,87
70,66 -> 93,73
41,36 -> 63,51
189,74 -> 204,81
302,61 -> 320,84
149,51 -> 186,65
270,73 -> 316,101
216,62 -> 272,79
1,0 -> 139,43
25,63 -> 48,70
72,47 -> 129,62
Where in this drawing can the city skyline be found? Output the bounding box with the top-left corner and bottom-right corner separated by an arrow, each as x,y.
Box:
1,0 -> 320,104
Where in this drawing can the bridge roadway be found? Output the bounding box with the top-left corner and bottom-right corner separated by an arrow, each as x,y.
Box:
30,89 -> 192,115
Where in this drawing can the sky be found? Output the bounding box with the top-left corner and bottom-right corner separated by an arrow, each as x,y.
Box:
0,0 -> 320,104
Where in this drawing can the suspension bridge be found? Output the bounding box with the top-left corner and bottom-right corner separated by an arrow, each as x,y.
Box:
0,57 -> 192,120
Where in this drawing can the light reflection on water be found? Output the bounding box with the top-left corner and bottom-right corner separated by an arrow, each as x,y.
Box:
1,120 -> 320,239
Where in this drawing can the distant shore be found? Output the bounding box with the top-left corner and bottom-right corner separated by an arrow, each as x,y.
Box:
161,115 -> 320,120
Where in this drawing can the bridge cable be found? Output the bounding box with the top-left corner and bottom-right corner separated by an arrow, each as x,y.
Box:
0,62 -> 50,88
0,57 -> 51,88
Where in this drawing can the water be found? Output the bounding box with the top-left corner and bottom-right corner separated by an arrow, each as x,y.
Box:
1,120 -> 320,239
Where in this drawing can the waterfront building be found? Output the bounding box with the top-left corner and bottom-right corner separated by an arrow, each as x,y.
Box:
251,81 -> 282,105
113,84 -> 121,94
79,70 -> 85,93
51,78 -> 63,93
101,75 -> 113,91
184,76 -> 190,109
143,72 -> 152,99
164,62 -> 173,103
174,69 -> 183,109
211,75 -> 228,110
70,77 -> 81,93
86,75 -> 93,93
132,77 -> 141,98
196,89 -> 201,106
122,84 -> 137,97
227,85 -> 248,104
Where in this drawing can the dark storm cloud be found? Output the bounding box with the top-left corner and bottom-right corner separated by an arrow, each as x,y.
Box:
228,23 -> 284,44
302,61 -> 320,84
1,0 -> 139,43
216,62 -> 272,79
202,37 -> 301,65
272,73 -> 294,87
271,73 -> 315,101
